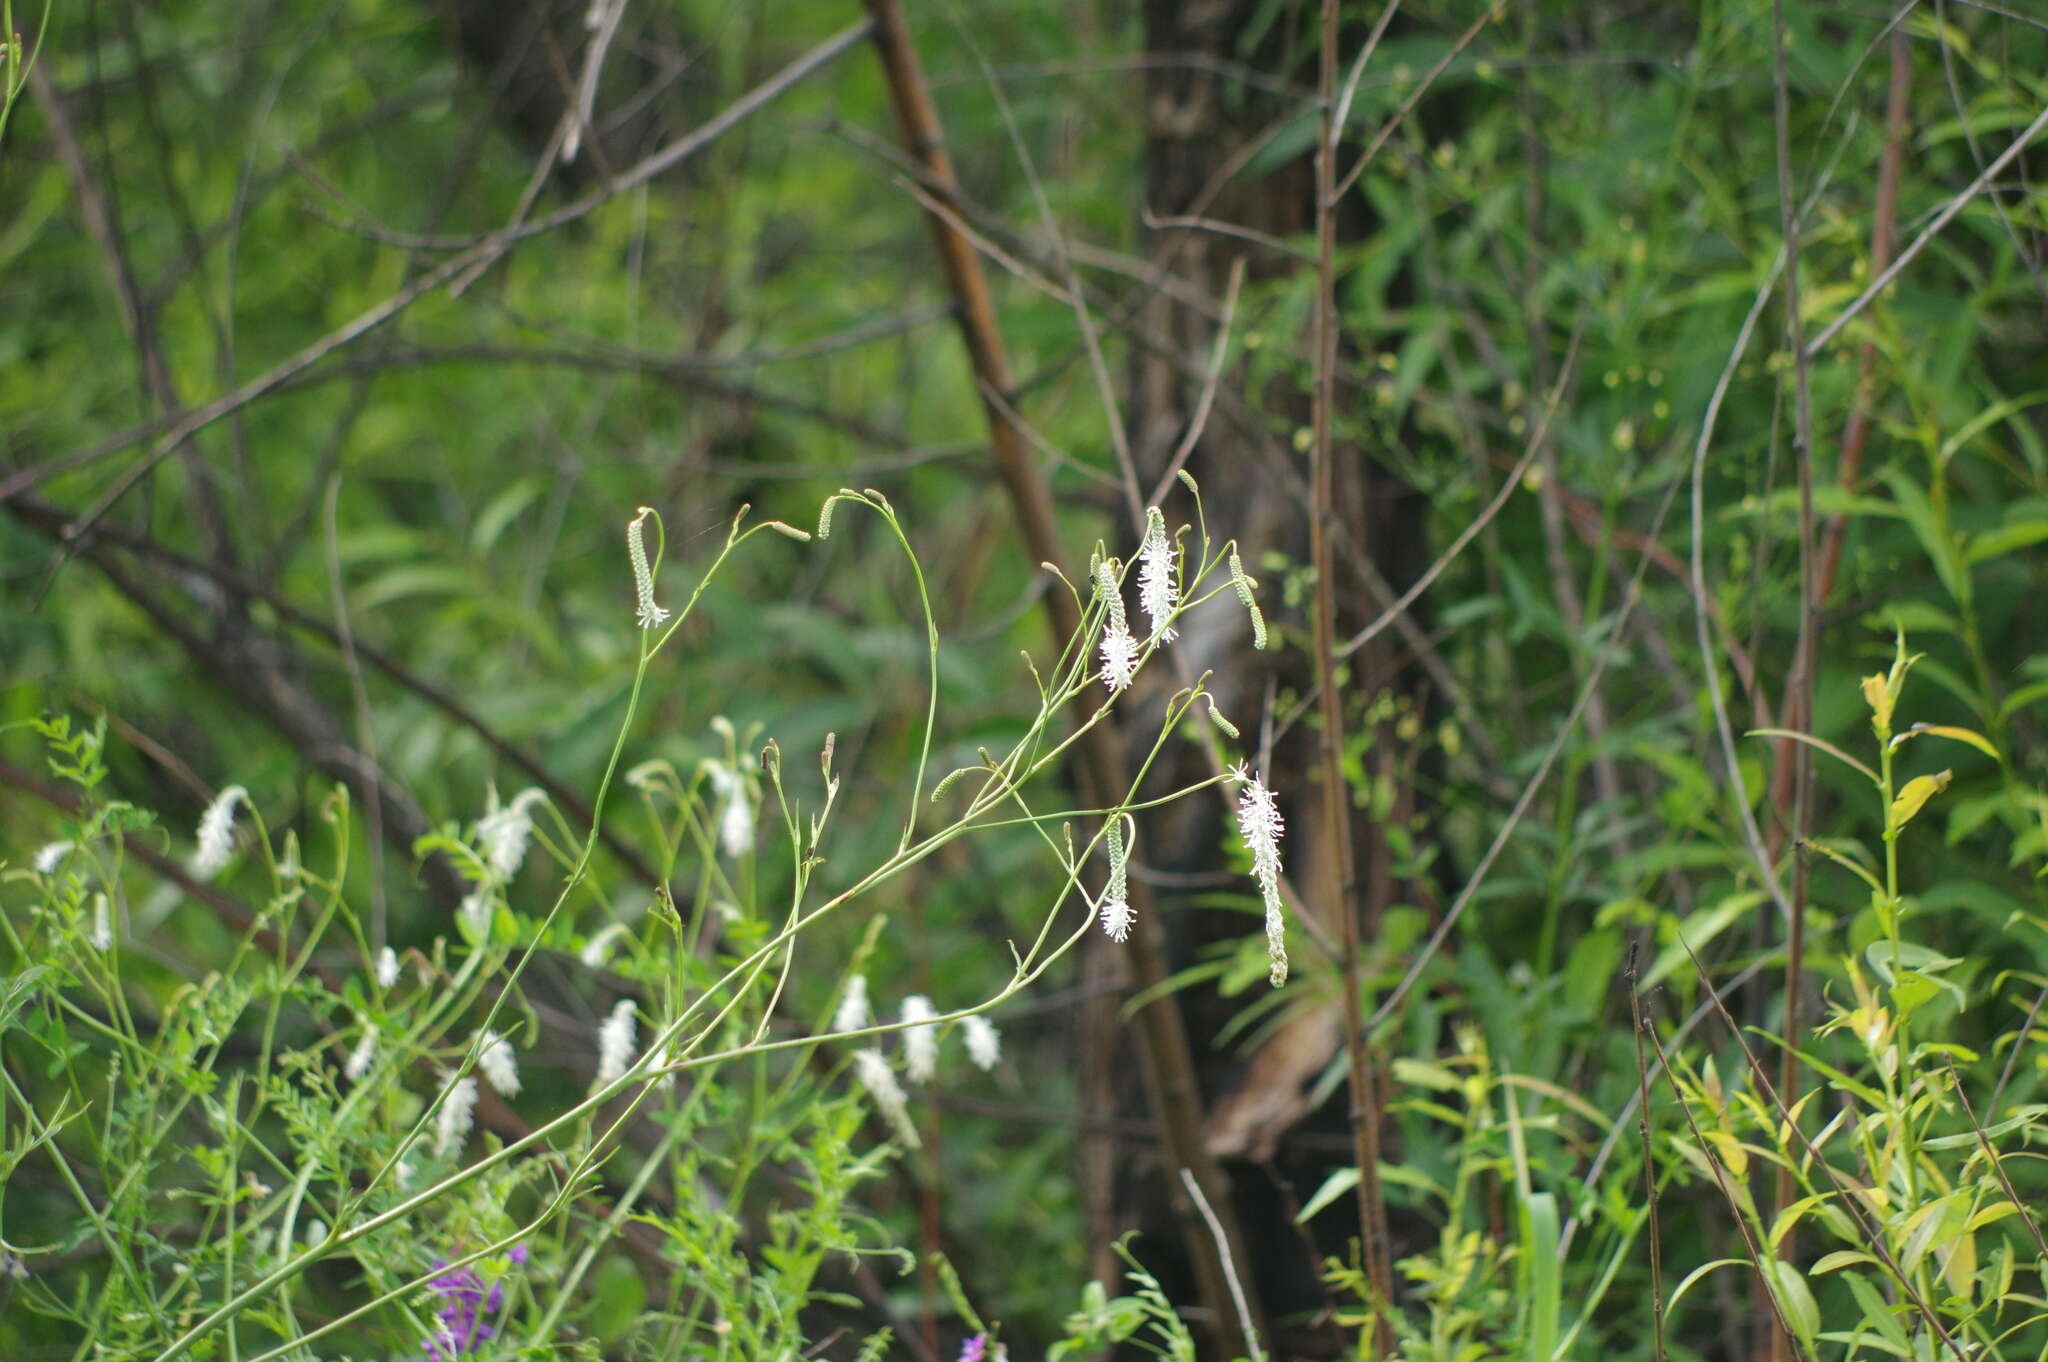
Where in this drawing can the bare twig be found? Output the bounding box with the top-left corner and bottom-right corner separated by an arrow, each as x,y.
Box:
1626,947 -> 1669,1362
1179,1168 -> 1265,1362
1804,100 -> 2048,357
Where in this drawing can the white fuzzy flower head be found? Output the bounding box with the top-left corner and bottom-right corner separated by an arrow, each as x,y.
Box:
596,998 -> 638,1088
1094,558 -> 1139,694
343,1025 -> 378,1083
579,923 -> 628,969
478,789 -> 547,881
434,1075 -> 478,1159
627,506 -> 670,629
1099,630 -> 1140,695
834,974 -> 871,1035
375,947 -> 400,990
88,893 -> 113,952
1100,899 -> 1135,943
852,1049 -> 920,1149
899,995 -> 939,1084
1233,766 -> 1288,987
477,1029 -> 521,1097
460,890 -> 493,938
1098,818 -> 1133,943
963,1014 -> 1001,1072
191,786 -> 248,879
713,767 -> 754,859
34,840 -> 73,875
1137,508 -> 1179,642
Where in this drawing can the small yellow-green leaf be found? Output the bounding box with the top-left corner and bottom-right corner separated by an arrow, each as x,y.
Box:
1967,1201 -> 2021,1232
1812,1250 -> 1878,1275
1890,770 -> 1953,829
1861,674 -> 1892,728
1892,724 -> 1999,760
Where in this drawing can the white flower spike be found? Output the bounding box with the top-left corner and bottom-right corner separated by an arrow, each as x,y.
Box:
596,998 -> 638,1087
478,788 -> 548,880
343,1026 -> 378,1083
853,1049 -> 920,1148
1232,765 -> 1288,987
1099,817 -> 1134,943
434,1075 -> 479,1158
627,506 -> 670,629
477,1029 -> 521,1097
963,1014 -> 1001,1072
375,947 -> 400,990
834,974 -> 871,1035
191,786 -> 248,879
1094,558 -> 1139,694
1137,508 -> 1179,642
899,995 -> 939,1084
707,762 -> 754,859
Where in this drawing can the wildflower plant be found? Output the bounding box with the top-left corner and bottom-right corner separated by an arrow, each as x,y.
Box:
0,485 -> 1281,1358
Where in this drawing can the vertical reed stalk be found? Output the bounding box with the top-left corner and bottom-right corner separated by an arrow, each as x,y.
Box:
1313,0 -> 1395,1350
1767,7 -> 1818,1361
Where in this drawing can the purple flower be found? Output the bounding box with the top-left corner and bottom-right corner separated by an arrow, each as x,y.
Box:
420,1246 -> 526,1359
958,1333 -> 988,1362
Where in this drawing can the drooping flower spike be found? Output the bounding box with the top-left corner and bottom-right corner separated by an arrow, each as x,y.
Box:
191,785 -> 248,879
477,1030 -> 520,1098
962,1014 -> 1001,1072
899,995 -> 939,1084
627,505 -> 670,629
596,998 -> 638,1088
435,1075 -> 479,1159
853,1048 -> 921,1148
1099,815 -> 1134,943
1231,763 -> 1288,987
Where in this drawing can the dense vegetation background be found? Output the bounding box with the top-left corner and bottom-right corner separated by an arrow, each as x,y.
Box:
3,1 -> 2047,1359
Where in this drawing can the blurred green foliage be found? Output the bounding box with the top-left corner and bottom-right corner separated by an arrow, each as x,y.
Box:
5,0 -> 2048,1357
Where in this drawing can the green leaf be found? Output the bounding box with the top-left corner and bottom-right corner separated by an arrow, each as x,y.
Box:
1890,770 -> 1952,829
1520,1191 -> 1559,1362
1747,727 -> 1879,785
1645,891 -> 1767,988
1884,471 -> 1971,608
1295,1166 -> 1360,1225
1843,1270 -> 1912,1353
1890,724 -> 1998,761
1811,1250 -> 1878,1275
1968,517 -> 2048,565
1666,1258 -> 1749,1314
1768,1258 -> 1819,1348
470,475 -> 543,554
